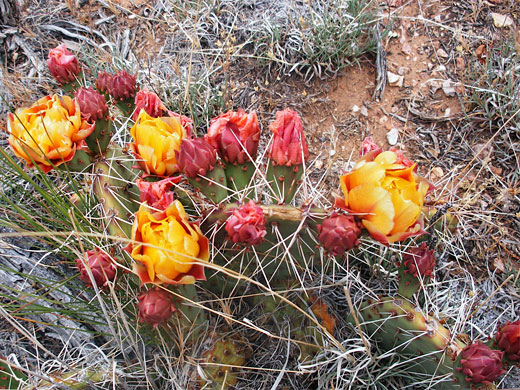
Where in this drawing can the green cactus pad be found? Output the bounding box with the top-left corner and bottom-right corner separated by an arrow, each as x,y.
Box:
355,297 -> 467,387
188,164 -> 229,204
224,162 -> 255,201
85,118 -> 114,154
199,336 -> 247,389
202,203 -> 325,286
93,159 -> 137,238
0,359 -> 26,389
62,149 -> 93,172
266,161 -> 303,204
253,292 -> 335,362
397,262 -> 423,299
115,99 -> 135,119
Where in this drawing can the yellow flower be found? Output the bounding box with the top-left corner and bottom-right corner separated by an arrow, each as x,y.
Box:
340,151 -> 430,244
7,95 -> 94,173
129,110 -> 188,176
129,200 -> 209,285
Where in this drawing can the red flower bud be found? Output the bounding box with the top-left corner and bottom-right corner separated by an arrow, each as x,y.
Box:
205,109 -> 260,164
317,213 -> 362,255
137,288 -> 176,329
457,342 -> 506,384
108,70 -> 136,101
225,200 -> 266,245
96,71 -> 113,94
402,242 -> 435,278
133,88 -> 166,121
175,137 -> 217,178
495,321 -> 520,362
267,108 -> 309,166
137,176 -> 182,211
76,249 -> 117,288
47,44 -> 80,84
74,87 -> 108,122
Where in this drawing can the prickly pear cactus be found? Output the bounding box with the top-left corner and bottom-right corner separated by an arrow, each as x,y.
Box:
2,41 -> 513,390
198,335 -> 248,389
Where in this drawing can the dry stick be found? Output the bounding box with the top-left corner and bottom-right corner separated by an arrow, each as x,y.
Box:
465,274 -> 514,322
343,286 -> 372,362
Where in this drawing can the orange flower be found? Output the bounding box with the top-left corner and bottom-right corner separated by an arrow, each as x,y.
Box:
340,150 -> 430,244
7,95 -> 94,173
129,110 -> 188,176
129,200 -> 209,285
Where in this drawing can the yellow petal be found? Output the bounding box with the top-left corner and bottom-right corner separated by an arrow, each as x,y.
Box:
389,189 -> 421,235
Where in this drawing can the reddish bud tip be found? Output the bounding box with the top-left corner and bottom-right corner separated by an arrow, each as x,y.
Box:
74,87 -> 108,122
137,176 -> 182,211
175,137 -> 217,178
495,321 -> 520,362
403,242 -> 436,278
108,70 -> 136,101
47,44 -> 80,84
225,200 -> 266,246
96,71 -> 113,94
205,109 -> 260,164
359,136 -> 382,157
137,288 -> 176,329
76,249 -> 117,288
133,88 -> 166,121
317,213 -> 362,255
458,342 -> 506,384
267,108 -> 309,166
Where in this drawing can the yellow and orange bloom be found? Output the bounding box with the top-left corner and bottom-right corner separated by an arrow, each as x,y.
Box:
129,110 -> 188,176
7,95 -> 94,173
339,150 -> 431,245
129,200 -> 209,285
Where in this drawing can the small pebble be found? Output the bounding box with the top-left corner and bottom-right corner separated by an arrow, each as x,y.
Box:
386,128 -> 399,145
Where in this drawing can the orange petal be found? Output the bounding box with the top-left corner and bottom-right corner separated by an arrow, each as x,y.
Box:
348,183 -> 395,235
342,162 -> 385,190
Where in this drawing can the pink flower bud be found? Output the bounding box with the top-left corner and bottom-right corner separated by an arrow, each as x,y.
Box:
205,109 -> 260,164
133,88 -> 166,121
137,176 -> 182,211
457,342 -> 506,384
360,136 -> 381,157
76,249 -> 117,288
267,109 -> 309,166
107,70 -> 136,101
47,44 -> 80,84
402,242 -> 435,278
137,288 -> 176,329
96,71 -> 113,94
225,200 -> 266,245
74,87 -> 108,122
389,147 -> 415,169
175,137 -> 218,178
495,321 -> 520,362
317,213 -> 362,255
